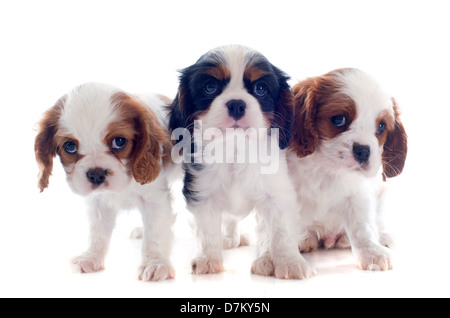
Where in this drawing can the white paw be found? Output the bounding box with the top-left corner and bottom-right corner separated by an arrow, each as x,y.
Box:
138,259 -> 175,281
71,252 -> 105,273
357,246 -> 393,271
335,233 -> 351,249
251,255 -> 274,276
273,256 -> 316,280
252,255 -> 316,280
223,233 -> 250,249
299,233 -> 319,253
191,256 -> 223,275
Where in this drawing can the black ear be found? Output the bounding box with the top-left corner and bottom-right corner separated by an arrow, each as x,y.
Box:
272,66 -> 294,149
168,66 -> 195,135
167,89 -> 187,133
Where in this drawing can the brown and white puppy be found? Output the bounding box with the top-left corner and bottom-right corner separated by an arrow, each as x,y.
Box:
35,83 -> 175,281
288,68 -> 407,270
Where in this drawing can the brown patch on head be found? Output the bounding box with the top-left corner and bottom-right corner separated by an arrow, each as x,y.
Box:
244,64 -> 268,83
205,64 -> 231,81
315,93 -> 356,140
289,69 -> 355,157
104,121 -> 137,162
111,92 -> 172,184
35,96 -> 66,192
382,98 -> 407,180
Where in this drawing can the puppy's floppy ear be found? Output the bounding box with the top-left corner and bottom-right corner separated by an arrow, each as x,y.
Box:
114,93 -> 171,185
167,66 -> 196,134
289,78 -> 319,157
382,98 -> 408,179
272,66 -> 294,149
133,102 -> 172,185
167,86 -> 189,133
34,97 -> 65,192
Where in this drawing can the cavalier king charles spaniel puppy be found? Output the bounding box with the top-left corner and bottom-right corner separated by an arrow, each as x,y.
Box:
35,83 -> 175,281
168,45 -> 314,279
288,68 -> 407,271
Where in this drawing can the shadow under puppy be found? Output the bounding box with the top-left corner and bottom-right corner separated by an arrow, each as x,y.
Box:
34,83 -> 175,281
288,68 -> 407,271
168,45 -> 315,279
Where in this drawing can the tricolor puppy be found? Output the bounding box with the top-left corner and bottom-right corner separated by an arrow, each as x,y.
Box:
34,83 -> 175,281
168,45 -> 314,279
288,68 -> 407,270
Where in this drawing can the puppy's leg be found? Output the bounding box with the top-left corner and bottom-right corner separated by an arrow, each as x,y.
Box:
138,192 -> 175,282
222,214 -> 249,249
190,200 -> 224,275
252,169 -> 316,280
376,191 -> 394,248
253,204 -> 315,279
71,198 -> 118,273
345,195 -> 393,271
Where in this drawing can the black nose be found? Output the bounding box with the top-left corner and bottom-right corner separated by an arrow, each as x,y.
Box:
86,168 -> 107,185
226,99 -> 246,120
352,144 -> 371,164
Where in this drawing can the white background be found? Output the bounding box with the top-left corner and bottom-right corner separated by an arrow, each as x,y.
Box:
1,0 -> 449,298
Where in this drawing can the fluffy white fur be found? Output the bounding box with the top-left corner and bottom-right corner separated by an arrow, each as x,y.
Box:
35,83 -> 175,281
288,68 -> 407,271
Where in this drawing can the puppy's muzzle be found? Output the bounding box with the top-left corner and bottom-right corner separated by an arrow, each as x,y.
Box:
86,168 -> 108,185
352,144 -> 370,164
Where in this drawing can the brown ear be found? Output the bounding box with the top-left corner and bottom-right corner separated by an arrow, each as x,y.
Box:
289,78 -> 319,157
382,98 -> 408,179
126,97 -> 171,185
34,97 -> 65,192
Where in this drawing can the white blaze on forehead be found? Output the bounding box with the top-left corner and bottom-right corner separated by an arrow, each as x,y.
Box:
58,83 -> 119,151
338,69 -> 394,131
205,45 -> 263,79
339,69 -> 393,114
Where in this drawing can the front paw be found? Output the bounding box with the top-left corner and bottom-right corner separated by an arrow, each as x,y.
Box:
252,255 -> 316,280
191,256 -> 223,275
138,259 -> 175,281
251,255 -> 275,276
357,246 -> 393,271
273,256 -> 316,280
71,252 -> 105,273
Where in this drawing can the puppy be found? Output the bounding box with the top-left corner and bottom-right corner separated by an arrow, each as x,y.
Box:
288,68 -> 407,270
34,83 -> 175,281
168,45 -> 314,279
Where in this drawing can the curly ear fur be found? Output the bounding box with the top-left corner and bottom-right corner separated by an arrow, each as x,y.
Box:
289,78 -> 319,157
382,98 -> 408,179
34,97 -> 65,192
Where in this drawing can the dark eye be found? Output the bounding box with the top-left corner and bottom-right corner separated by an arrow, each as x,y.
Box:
63,141 -> 77,154
331,115 -> 346,127
112,137 -> 127,151
204,81 -> 218,95
254,83 -> 267,97
376,122 -> 386,135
